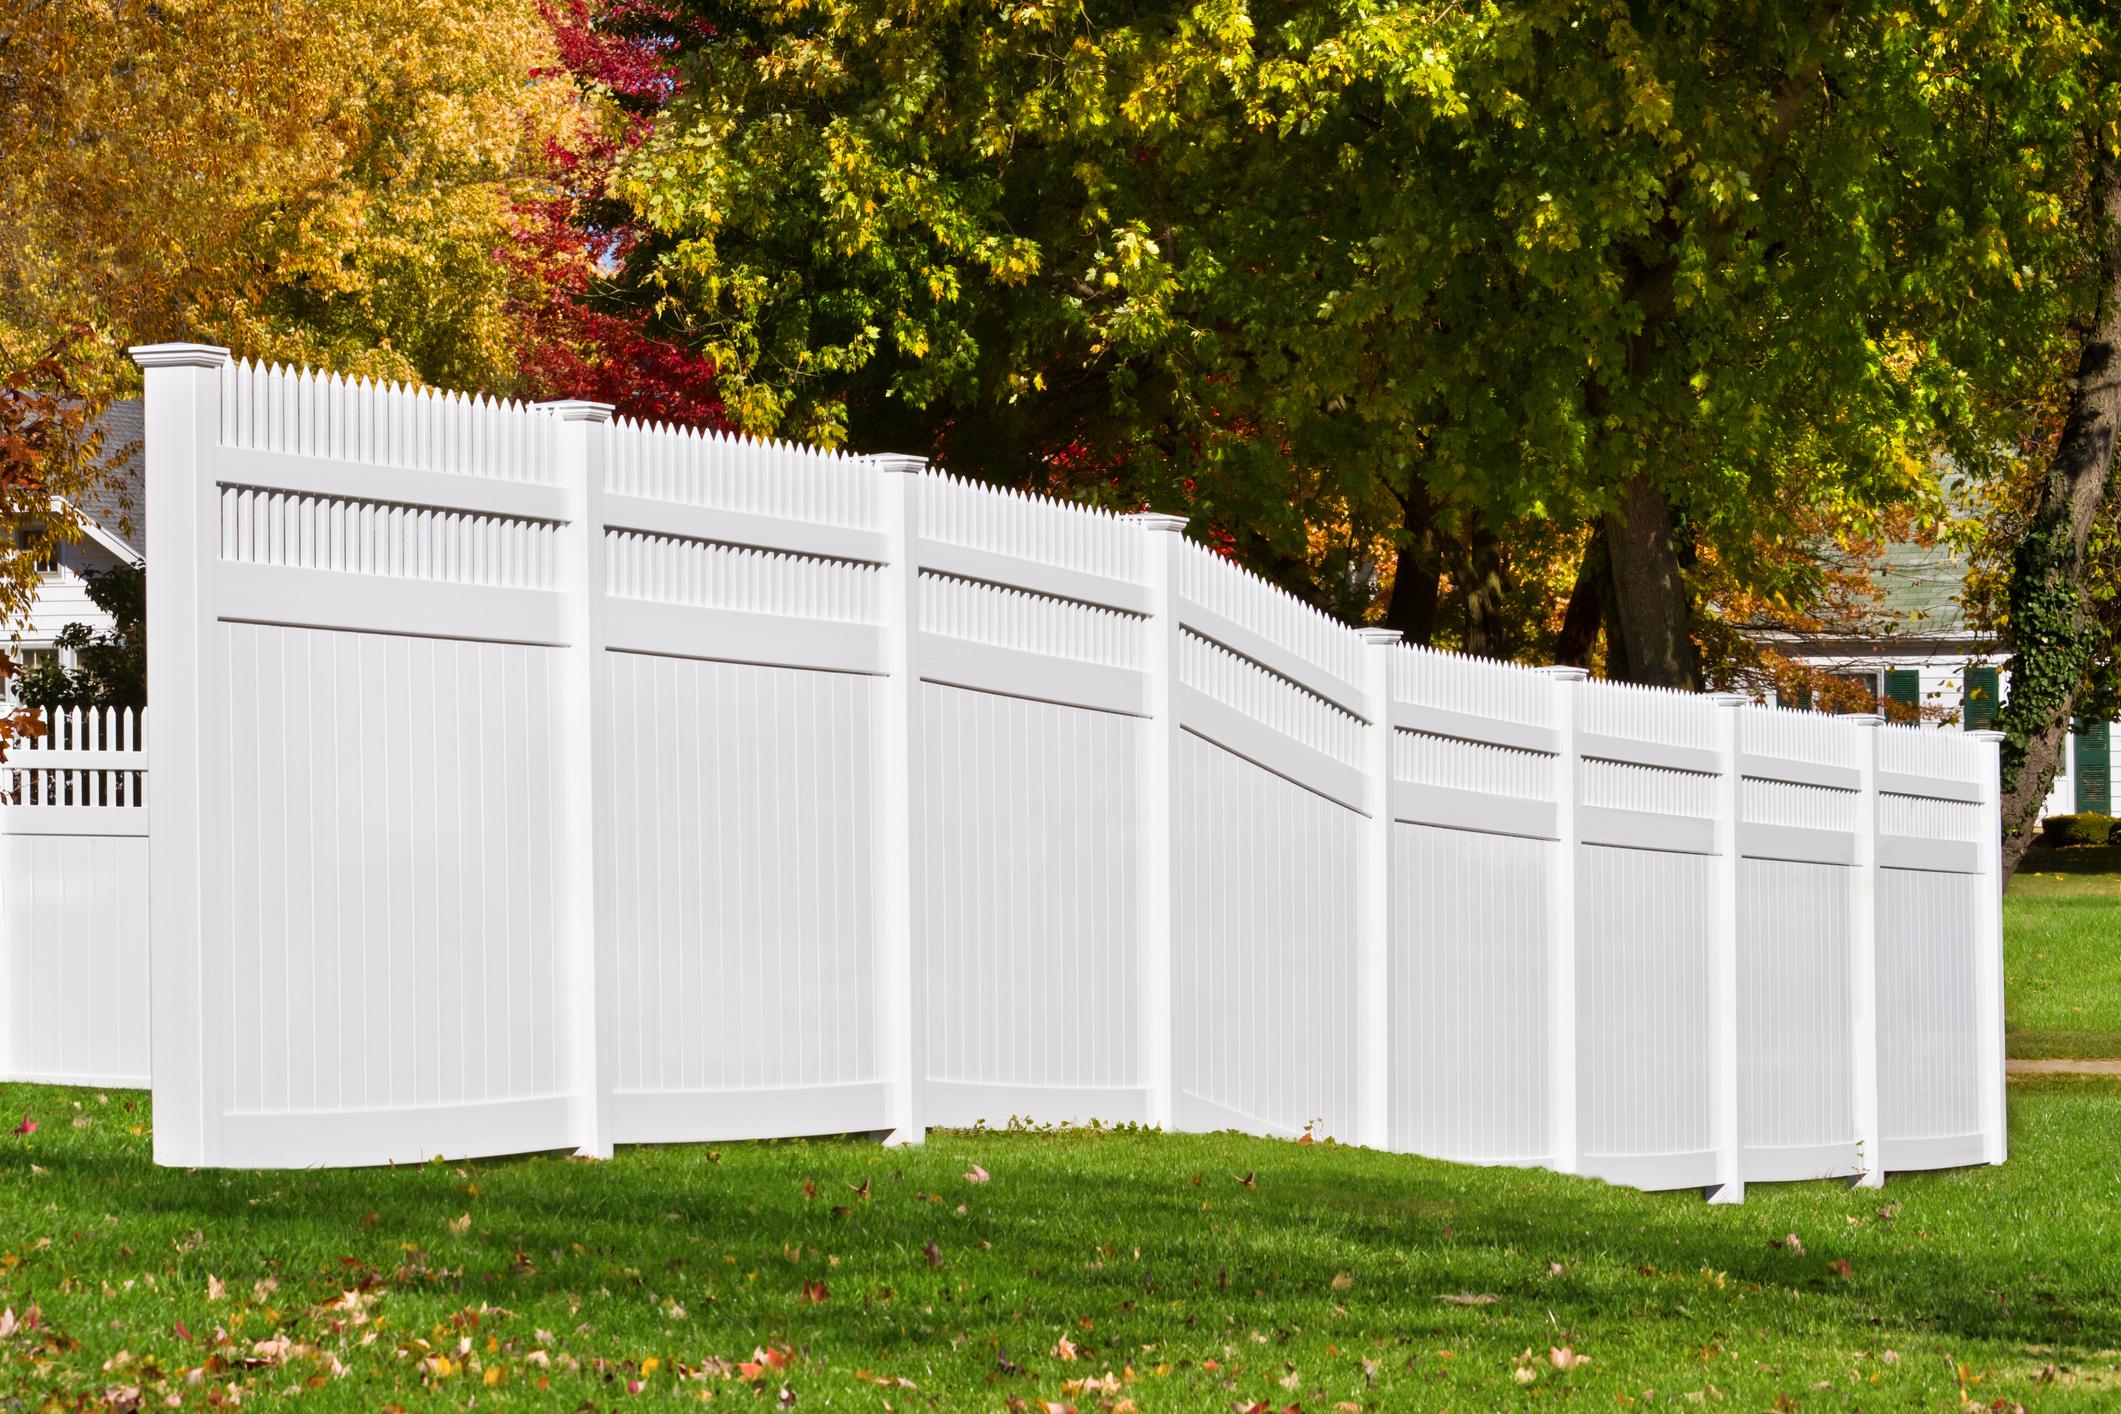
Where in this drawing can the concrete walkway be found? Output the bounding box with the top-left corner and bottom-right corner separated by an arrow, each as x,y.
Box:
2007,1057 -> 2121,1076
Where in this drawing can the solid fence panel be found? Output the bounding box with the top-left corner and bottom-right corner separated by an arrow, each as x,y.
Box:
1734,705 -> 1865,1183
1573,681 -> 1724,1192
1385,647 -> 1561,1167
912,482 -> 1151,1127
144,351 -> 579,1167
1169,548 -> 1367,1141
595,419 -> 893,1145
1875,723 -> 1994,1171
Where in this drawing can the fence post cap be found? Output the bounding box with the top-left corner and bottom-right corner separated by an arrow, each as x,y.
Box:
1966,729 -> 2006,744
1123,512 -> 1189,534
1845,712 -> 1886,728
1706,691 -> 1750,708
857,453 -> 928,474
1354,628 -> 1403,646
533,399 -> 615,423
128,343 -> 230,369
1534,665 -> 1590,683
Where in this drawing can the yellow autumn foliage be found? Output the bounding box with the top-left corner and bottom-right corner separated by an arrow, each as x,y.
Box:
0,0 -> 582,395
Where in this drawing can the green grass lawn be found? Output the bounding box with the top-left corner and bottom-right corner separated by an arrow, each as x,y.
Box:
2009,845 -> 2121,1059
3,1079 -> 2120,1410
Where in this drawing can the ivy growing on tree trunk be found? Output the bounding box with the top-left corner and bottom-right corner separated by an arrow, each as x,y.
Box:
1998,143 -> 2121,883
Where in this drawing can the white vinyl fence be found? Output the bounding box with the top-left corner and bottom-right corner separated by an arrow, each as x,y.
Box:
0,707 -> 150,1087
123,343 -> 2006,1198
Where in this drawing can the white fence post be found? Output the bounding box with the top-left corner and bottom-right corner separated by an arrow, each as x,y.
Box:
873,456 -> 931,1146
1967,728 -> 2008,1165
1354,628 -> 1402,1151
1126,512 -> 1189,1133
1534,666 -> 1588,1175
540,398 -> 616,1159
1706,692 -> 1749,1204
1847,713 -> 1886,1188
131,342 -> 231,1166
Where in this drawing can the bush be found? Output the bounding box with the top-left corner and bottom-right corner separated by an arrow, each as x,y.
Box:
2040,813 -> 2117,848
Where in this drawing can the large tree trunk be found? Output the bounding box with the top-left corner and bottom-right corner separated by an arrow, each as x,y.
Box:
1554,526 -> 1608,667
1460,521 -> 1512,659
1600,473 -> 1700,688
1998,148 -> 2121,883
1583,9 -> 1841,691
1383,480 -> 1444,645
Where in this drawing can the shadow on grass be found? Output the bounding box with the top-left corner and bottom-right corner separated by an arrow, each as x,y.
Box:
2016,844 -> 2121,878
8,1099 -> 2114,1374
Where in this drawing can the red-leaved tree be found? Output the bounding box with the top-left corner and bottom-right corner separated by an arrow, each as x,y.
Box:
510,1 -> 725,427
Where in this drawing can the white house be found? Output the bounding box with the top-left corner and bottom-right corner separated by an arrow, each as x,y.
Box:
1749,527 -> 2101,820
10,398 -> 145,699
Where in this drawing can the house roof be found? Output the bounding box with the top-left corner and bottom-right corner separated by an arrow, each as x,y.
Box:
63,398 -> 145,563
1868,534 -> 1974,639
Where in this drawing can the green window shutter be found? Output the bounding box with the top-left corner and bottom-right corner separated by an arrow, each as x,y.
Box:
1884,669 -> 1921,723
1963,666 -> 2000,732
2075,720 -> 2111,815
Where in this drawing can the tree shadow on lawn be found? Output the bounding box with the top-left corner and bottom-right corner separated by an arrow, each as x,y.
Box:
16,1108 -> 2115,1370
2017,844 -> 2121,878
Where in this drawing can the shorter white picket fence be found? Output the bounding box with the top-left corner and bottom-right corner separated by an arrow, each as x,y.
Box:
0,706 -> 150,1087
34,345 -> 2005,1203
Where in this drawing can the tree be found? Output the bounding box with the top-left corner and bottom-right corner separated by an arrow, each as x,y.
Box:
1990,141 -> 2121,878
0,334 -> 107,758
0,0 -> 586,393
18,562 -> 146,712
510,0 -> 729,424
610,1 -> 2076,683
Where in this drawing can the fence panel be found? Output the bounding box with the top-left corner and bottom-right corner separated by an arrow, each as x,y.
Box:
0,707 -> 150,1087
1875,724 -> 1998,1170
912,480 -> 1150,1126
1385,649 -> 1560,1166
1572,682 -> 1726,1192
1733,706 -> 1866,1182
596,419 -> 892,1146
122,344 -> 2010,1196
144,353 -> 578,1167
1166,546 -> 1368,1140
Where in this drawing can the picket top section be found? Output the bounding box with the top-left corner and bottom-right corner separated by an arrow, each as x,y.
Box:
3,705 -> 149,828
607,415 -> 881,532
11,705 -> 147,757
918,468 -> 1143,584
221,358 -> 558,486
1174,538 -> 1369,718
1389,640 -> 1558,732
118,348 -> 2013,818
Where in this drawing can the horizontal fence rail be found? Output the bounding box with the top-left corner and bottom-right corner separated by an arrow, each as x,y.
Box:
108,343 -> 2007,1197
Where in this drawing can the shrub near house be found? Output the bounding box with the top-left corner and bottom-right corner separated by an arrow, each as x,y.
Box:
2040,813 -> 2119,848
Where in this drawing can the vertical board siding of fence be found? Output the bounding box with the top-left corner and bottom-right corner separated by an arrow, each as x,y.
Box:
1385,648 -> 1560,1167
0,707 -> 151,1087
152,352 -> 578,1167
1168,545 -> 1367,1141
1734,706 -> 1864,1183
1573,681 -> 1723,1192
1874,723 -> 1995,1171
599,419 -> 891,1145
127,344 -> 2010,1193
913,478 -> 1150,1127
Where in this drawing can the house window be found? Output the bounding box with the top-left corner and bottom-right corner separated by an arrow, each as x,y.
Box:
2077,720 -> 2112,815
7,647 -> 57,705
1963,665 -> 2001,731
1883,668 -> 1922,723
